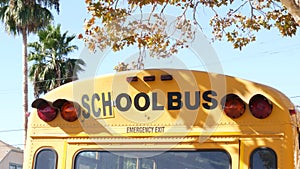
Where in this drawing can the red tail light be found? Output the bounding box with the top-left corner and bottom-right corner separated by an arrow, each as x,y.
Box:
249,94 -> 272,119
32,99 -> 57,122
222,94 -> 245,118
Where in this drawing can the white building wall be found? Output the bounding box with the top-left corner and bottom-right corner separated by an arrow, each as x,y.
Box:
0,150 -> 23,169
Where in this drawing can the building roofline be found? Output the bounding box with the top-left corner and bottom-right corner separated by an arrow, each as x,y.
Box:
0,140 -> 23,162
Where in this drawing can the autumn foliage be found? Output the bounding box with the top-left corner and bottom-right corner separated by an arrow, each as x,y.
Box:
80,0 -> 298,70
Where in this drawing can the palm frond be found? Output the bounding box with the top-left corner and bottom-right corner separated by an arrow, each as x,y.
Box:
28,23 -> 86,97
36,0 -> 59,13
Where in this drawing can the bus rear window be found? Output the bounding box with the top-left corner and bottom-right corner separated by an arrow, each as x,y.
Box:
34,149 -> 57,169
250,147 -> 277,169
75,150 -> 231,169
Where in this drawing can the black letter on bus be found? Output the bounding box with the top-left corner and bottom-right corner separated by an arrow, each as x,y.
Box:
202,90 -> 218,110
92,93 -> 101,117
134,93 -> 150,111
168,92 -> 182,110
152,93 -> 164,110
115,93 -> 132,112
102,92 -> 112,116
81,94 -> 90,119
185,91 -> 200,110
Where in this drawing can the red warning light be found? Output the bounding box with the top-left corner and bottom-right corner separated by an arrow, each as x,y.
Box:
249,94 -> 272,119
32,99 -> 57,122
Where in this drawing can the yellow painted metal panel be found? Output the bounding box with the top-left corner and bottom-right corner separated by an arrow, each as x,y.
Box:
23,69 -> 299,169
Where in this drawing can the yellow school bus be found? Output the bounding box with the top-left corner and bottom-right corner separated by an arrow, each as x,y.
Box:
24,69 -> 299,169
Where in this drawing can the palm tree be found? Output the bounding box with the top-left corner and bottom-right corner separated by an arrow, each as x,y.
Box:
0,0 -> 58,142
28,24 -> 85,98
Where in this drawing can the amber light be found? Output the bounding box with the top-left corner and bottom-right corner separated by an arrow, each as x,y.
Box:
222,94 -> 246,118
60,102 -> 78,122
249,94 -> 272,119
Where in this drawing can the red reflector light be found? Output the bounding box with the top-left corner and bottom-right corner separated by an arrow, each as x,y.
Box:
289,109 -> 296,115
143,75 -> 155,81
37,104 -> 57,122
249,94 -> 272,119
222,94 -> 245,118
60,102 -> 78,122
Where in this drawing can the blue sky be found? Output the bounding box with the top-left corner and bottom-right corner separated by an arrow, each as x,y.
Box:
0,1 -> 300,148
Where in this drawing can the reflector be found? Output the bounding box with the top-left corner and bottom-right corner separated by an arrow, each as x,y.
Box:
249,94 -> 272,119
222,94 -> 245,118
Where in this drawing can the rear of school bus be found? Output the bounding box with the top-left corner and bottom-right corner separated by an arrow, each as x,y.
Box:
23,69 -> 299,169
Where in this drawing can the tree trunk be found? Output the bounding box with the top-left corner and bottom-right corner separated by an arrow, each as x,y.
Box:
56,62 -> 61,87
22,28 -> 28,146
281,0 -> 300,25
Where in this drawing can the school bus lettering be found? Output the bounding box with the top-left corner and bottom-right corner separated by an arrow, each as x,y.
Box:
115,93 -> 132,111
81,92 -> 113,118
152,92 -> 164,110
126,126 -> 165,133
168,90 -> 218,111
202,90 -> 218,109
80,90 -> 218,119
92,93 -> 101,117
81,94 -> 91,119
167,92 -> 182,110
185,91 -> 200,110
134,93 -> 151,111
102,92 -> 112,116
